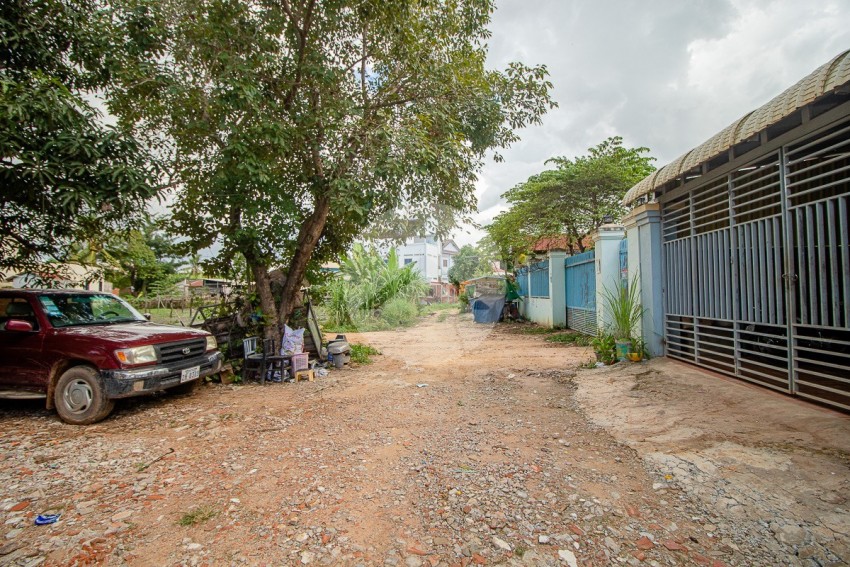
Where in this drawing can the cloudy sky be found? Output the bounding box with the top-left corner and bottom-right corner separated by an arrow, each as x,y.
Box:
453,0 -> 850,245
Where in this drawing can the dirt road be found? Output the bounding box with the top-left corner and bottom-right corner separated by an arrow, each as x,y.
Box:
0,311 -> 847,566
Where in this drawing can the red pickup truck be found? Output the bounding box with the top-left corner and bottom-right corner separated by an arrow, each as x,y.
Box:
0,289 -> 222,424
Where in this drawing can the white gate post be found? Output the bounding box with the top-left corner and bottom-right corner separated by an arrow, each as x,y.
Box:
548,249 -> 567,328
623,203 -> 664,357
592,224 -> 626,333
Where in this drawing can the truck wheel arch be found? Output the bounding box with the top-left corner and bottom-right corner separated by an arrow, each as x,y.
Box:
46,359 -> 95,410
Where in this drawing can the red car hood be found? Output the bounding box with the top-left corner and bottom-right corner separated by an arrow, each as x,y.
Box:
56,322 -> 209,347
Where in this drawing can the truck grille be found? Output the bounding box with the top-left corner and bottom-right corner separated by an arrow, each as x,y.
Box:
157,338 -> 207,364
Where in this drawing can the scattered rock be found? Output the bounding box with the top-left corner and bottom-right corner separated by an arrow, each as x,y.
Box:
558,549 -> 578,567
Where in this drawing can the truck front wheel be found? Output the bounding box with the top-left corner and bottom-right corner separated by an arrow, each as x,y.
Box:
54,367 -> 115,425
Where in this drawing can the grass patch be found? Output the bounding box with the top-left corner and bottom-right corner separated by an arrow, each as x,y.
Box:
436,312 -> 449,323
145,307 -> 193,326
350,343 -> 381,364
420,301 -> 460,315
178,505 -> 217,527
316,306 -> 410,333
504,323 -> 564,335
545,332 -> 592,346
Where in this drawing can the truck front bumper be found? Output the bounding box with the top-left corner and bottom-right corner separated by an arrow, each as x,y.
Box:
101,351 -> 223,398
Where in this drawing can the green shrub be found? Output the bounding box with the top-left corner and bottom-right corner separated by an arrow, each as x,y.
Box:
318,244 -> 429,328
381,298 -> 418,327
601,275 -> 645,341
350,343 -> 381,364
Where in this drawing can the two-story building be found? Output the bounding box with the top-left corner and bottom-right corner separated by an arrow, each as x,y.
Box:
397,236 -> 460,302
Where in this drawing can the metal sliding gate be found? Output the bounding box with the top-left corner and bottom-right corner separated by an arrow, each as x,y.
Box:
663,118 -> 850,410
565,250 -> 596,335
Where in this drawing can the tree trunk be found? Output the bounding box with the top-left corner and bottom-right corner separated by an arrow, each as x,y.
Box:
278,194 -> 331,324
230,204 -> 281,347
248,259 -> 280,345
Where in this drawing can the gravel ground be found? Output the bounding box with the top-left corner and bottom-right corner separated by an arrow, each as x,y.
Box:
0,311 -> 847,566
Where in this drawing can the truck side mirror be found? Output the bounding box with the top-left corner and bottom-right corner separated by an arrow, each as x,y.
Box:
144,313 -> 152,321
5,320 -> 34,332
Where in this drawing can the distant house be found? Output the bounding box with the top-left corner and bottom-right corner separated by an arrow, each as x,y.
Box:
532,235 -> 593,257
397,236 -> 460,302
1,264 -> 114,292
175,277 -> 239,297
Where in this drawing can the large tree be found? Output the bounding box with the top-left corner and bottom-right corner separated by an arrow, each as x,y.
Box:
68,217 -> 187,294
487,137 -> 655,263
447,244 -> 480,287
110,0 -> 555,342
0,0 -> 161,276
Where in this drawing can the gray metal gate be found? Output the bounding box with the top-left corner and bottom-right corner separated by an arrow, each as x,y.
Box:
663,118 -> 850,410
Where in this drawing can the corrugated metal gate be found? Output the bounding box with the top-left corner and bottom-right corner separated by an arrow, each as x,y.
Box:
516,266 -> 529,298
663,118 -> 850,410
530,261 -> 549,297
565,250 -> 596,335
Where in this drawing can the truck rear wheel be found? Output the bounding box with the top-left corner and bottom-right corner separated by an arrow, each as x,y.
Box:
54,366 -> 114,425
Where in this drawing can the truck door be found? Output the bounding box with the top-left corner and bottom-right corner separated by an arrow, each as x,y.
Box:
0,296 -> 47,393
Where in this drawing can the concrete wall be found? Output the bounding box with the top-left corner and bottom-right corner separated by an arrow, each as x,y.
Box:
525,297 -> 553,327
518,250 -> 566,328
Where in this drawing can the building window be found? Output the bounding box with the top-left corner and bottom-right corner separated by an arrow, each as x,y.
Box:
443,259 -> 448,268
404,258 -> 412,265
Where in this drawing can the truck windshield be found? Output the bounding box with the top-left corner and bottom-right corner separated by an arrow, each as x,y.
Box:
38,294 -> 147,328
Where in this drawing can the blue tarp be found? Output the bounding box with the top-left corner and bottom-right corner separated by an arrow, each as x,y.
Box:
471,295 -> 505,324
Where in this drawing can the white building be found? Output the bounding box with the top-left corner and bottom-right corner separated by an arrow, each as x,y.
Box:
397,236 -> 460,302
1,264 -> 114,293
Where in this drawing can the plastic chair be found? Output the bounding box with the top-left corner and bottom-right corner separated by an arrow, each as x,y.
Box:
262,338 -> 289,383
243,336 -> 288,385
242,337 -> 265,383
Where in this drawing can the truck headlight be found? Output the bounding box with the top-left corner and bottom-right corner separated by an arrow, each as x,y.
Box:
205,335 -> 217,351
115,345 -> 157,365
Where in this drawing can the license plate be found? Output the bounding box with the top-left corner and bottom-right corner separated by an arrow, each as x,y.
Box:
180,366 -> 200,383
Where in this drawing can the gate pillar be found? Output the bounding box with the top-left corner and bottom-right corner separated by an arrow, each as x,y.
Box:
623,203 -> 664,357
548,249 -> 567,328
592,224 -> 626,333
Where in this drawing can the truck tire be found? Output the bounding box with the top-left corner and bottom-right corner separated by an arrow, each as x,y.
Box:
54,366 -> 115,425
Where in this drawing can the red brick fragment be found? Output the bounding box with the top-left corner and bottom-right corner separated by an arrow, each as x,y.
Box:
471,553 -> 486,565
625,504 -> 640,518
631,550 -> 646,561
662,539 -> 687,552
9,501 -> 29,512
568,523 -> 584,536
635,536 -> 654,550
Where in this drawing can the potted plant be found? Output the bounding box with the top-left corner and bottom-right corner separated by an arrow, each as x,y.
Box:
627,336 -> 649,362
601,276 -> 646,362
590,331 -> 616,364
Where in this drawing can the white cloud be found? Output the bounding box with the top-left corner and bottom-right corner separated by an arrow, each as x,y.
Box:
465,0 -> 850,246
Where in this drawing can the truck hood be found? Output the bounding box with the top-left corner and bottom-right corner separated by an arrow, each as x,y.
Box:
55,322 -> 210,347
